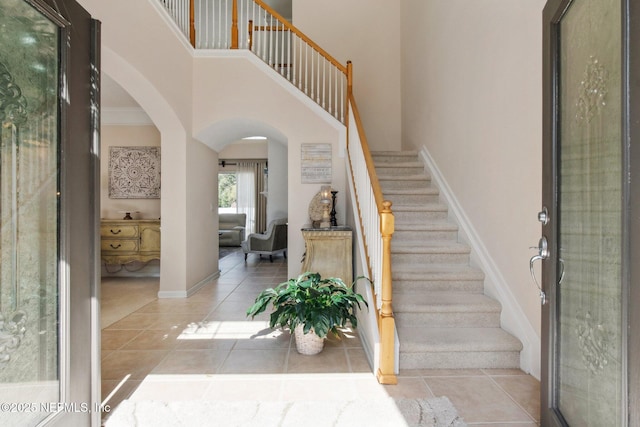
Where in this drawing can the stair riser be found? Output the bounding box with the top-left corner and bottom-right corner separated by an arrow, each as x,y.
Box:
373,155 -> 419,163
392,252 -> 470,265
376,166 -> 425,176
386,194 -> 439,205
393,280 -> 485,293
394,312 -> 500,328
380,179 -> 431,191
394,210 -> 448,222
393,229 -> 458,241
399,351 -> 520,370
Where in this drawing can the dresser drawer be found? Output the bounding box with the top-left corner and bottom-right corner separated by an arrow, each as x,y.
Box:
101,238 -> 139,253
100,224 -> 138,238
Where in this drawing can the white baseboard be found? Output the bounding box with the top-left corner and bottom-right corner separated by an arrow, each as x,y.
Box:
157,270 -> 221,299
418,146 -> 541,379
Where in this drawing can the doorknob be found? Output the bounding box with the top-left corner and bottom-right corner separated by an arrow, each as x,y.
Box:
529,236 -> 548,305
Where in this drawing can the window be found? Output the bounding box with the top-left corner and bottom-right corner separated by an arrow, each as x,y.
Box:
218,172 -> 237,213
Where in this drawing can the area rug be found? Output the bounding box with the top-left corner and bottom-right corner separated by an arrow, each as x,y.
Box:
105,396 -> 466,427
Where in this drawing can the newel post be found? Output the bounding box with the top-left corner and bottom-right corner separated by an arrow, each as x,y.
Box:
377,200 -> 397,384
189,0 -> 195,47
231,0 -> 239,49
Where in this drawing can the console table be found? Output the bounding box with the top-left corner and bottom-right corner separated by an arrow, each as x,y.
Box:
301,227 -> 352,286
100,219 -> 160,265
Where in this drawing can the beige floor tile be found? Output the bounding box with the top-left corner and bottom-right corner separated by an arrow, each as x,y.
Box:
120,329 -> 181,350
347,348 -> 373,373
492,374 -> 541,423
105,312 -> 165,330
287,347 -> 350,374
381,376 -> 434,399
233,328 -> 292,350
101,350 -> 169,381
102,329 -> 143,350
151,349 -> 229,375
219,349 -> 288,374
425,376 -> 535,424
400,369 -> 485,377
146,313 -> 206,331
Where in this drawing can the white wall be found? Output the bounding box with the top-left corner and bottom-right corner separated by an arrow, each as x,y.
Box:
401,0 -> 545,375
186,138 -> 219,289
292,0 -> 402,151
192,53 -> 347,279
267,140 -> 288,224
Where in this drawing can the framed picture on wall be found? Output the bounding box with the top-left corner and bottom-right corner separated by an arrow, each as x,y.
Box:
108,146 -> 160,199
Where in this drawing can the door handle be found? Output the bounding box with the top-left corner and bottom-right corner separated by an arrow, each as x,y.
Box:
529,236 -> 548,305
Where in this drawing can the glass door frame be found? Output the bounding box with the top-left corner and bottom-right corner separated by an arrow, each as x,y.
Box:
542,0 -> 640,425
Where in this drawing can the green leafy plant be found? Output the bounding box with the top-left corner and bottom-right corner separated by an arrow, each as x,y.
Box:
246,272 -> 369,338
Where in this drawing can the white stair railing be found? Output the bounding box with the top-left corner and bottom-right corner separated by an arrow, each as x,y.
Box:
157,0 -> 347,124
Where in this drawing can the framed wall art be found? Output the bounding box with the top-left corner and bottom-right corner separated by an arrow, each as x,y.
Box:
108,146 -> 160,199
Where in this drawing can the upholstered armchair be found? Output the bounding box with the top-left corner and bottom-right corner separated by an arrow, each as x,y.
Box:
241,218 -> 287,262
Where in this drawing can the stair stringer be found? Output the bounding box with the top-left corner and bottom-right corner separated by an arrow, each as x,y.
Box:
418,146 -> 540,379
344,164 -> 400,376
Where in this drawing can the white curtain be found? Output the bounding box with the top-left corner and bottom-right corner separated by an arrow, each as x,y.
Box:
237,161 -> 256,235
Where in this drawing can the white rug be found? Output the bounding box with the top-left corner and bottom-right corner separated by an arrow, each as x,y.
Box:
105,396 -> 466,427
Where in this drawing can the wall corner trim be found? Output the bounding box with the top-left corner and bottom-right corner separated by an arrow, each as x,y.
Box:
157,270 -> 220,299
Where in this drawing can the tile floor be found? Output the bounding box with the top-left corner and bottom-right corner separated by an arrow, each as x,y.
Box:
100,249 -> 540,426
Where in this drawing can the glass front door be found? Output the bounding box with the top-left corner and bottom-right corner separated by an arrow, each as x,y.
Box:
541,0 -> 634,425
0,1 -> 100,425
0,1 -> 61,425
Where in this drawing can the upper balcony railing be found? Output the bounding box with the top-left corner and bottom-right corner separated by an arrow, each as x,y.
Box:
160,0 -> 347,124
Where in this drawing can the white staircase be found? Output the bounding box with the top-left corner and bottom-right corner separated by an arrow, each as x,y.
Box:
372,151 -> 523,370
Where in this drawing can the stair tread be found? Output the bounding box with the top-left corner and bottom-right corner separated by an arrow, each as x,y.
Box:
397,327 -> 523,352
376,161 -> 424,168
392,203 -> 448,212
372,151 -> 419,156
394,222 -> 458,231
394,292 -> 501,312
378,174 -> 430,181
393,264 -> 485,278
392,241 -> 470,253
383,187 -> 439,195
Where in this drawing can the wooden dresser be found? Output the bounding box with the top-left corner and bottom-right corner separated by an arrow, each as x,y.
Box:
301,227 -> 353,286
100,219 -> 160,265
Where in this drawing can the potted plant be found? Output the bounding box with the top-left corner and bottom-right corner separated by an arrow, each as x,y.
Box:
246,272 -> 368,355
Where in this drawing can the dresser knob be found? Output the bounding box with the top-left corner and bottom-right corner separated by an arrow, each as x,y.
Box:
110,229 -> 121,235
110,244 -> 121,249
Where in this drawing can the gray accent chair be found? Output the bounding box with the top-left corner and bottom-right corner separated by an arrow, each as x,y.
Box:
241,218 -> 287,262
219,213 -> 246,247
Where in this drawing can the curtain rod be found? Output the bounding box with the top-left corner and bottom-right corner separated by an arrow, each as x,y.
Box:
219,159 -> 268,168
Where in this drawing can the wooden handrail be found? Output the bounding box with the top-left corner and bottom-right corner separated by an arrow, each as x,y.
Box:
252,0 -> 348,75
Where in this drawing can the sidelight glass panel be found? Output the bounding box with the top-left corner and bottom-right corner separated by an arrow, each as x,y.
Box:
0,0 -> 61,425
558,0 -> 623,425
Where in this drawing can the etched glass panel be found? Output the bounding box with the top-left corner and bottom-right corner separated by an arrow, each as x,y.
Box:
0,0 -> 60,425
558,0 -> 622,424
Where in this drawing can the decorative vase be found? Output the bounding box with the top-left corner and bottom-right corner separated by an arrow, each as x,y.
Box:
294,324 -> 325,355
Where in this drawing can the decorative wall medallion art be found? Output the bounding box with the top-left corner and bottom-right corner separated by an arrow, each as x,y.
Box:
109,146 -> 160,198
